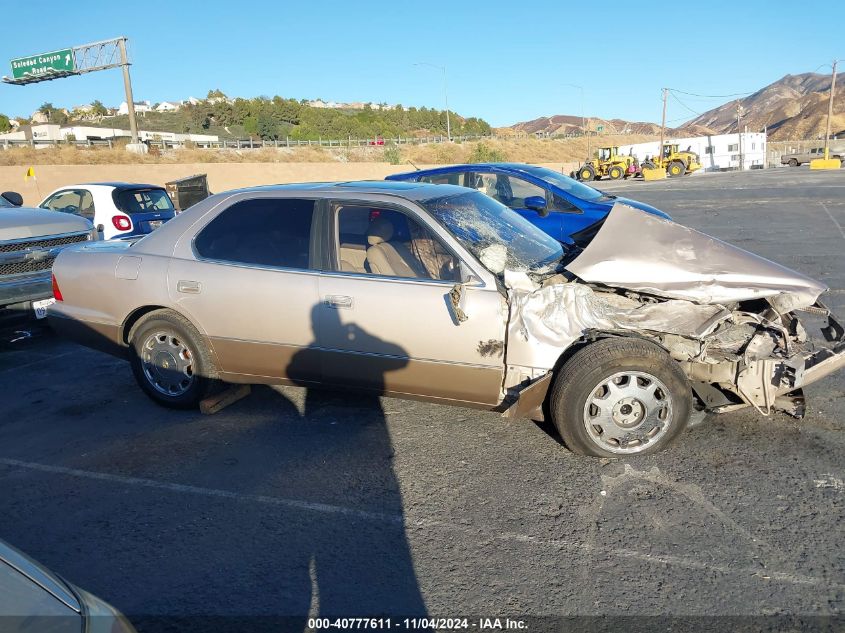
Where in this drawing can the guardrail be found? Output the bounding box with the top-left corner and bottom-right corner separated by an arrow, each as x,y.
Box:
0,131 -> 595,151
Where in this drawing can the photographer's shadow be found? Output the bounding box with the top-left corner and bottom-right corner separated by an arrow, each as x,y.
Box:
284,304 -> 428,620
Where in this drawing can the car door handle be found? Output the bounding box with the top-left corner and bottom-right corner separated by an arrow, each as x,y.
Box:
324,295 -> 353,309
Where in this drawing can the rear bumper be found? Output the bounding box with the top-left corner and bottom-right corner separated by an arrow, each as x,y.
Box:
48,313 -> 126,358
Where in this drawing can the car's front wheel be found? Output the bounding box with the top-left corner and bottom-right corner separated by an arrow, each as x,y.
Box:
549,338 -> 691,457
129,310 -> 218,409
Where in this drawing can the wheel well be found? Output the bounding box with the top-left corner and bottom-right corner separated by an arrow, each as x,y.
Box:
121,305 -> 169,344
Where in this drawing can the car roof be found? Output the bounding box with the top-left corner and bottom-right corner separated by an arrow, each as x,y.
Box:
220,180 -> 469,201
82,182 -> 166,191
388,162 -> 553,179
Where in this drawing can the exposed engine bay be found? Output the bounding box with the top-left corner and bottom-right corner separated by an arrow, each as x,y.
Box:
503,203 -> 845,418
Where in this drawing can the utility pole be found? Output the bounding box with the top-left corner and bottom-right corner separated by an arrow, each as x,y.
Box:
658,88 -> 668,164
823,60 -> 838,159
562,83 -> 586,158
118,37 -> 139,144
736,101 -> 744,171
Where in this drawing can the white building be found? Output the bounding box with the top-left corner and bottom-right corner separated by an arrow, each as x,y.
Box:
118,101 -> 152,115
619,132 -> 767,171
154,101 -> 181,112
0,124 -> 218,144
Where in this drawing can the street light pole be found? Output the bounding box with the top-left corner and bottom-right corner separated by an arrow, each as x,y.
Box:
414,63 -> 451,140
563,83 -> 587,158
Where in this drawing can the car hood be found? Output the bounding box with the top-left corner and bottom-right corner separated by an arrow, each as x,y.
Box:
565,202 -> 826,312
606,195 -> 671,220
0,208 -> 92,240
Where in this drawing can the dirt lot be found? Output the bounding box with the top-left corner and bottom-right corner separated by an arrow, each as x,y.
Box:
0,168 -> 843,631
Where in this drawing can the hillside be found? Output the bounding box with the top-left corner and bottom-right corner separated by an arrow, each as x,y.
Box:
509,115 -> 662,136
676,73 -> 845,140
7,95 -> 492,141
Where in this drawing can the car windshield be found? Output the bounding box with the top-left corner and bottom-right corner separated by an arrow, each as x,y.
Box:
116,188 -> 175,214
515,165 -> 606,201
422,190 -> 564,276
0,196 -> 13,208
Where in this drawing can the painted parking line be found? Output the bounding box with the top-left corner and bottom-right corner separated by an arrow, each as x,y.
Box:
2,457 -> 843,593
819,202 -> 845,241
0,457 -> 404,524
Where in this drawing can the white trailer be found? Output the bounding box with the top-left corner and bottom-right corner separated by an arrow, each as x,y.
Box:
619,132 -> 767,172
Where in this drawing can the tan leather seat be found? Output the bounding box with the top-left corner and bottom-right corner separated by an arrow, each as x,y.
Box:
366,218 -> 428,278
339,243 -> 367,273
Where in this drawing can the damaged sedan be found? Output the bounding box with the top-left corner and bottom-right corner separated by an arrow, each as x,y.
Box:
48,182 -> 845,457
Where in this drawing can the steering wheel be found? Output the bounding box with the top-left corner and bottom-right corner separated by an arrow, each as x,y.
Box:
62,205 -> 80,215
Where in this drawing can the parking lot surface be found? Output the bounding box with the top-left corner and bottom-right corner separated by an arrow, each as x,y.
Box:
1,168 -> 844,631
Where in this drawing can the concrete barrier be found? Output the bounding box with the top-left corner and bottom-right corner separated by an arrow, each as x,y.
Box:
0,162 -> 580,206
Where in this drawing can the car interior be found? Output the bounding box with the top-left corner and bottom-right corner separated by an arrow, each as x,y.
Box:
336,205 -> 458,281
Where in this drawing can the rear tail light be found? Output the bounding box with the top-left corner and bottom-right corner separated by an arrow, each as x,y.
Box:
51,274 -> 63,301
111,215 -> 132,231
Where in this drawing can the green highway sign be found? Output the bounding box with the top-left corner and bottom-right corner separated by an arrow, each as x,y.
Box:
11,48 -> 75,80
596,125 -> 604,132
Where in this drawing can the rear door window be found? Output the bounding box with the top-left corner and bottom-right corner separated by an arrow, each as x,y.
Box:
195,198 -> 316,269
418,173 -> 465,186
116,189 -> 175,214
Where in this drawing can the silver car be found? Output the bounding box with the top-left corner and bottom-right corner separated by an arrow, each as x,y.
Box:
48,182 -> 845,456
0,537 -> 135,632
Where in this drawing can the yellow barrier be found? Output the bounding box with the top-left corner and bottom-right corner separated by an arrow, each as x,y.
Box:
810,158 -> 842,170
641,167 -> 667,181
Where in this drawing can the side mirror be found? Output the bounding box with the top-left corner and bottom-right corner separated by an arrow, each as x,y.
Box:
524,195 -> 549,217
2,191 -> 24,207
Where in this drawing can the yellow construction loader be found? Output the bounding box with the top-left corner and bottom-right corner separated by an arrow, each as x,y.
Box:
641,144 -> 702,178
575,146 -> 637,182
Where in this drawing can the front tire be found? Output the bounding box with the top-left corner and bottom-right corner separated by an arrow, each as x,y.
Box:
129,310 -> 219,409
788,158 -> 798,167
549,338 -> 691,457
578,165 -> 595,181
668,161 -> 685,177
608,165 -> 624,180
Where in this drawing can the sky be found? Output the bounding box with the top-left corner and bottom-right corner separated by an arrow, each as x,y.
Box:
0,0 -> 842,128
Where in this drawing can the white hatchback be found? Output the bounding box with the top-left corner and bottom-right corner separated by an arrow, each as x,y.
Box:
39,182 -> 176,240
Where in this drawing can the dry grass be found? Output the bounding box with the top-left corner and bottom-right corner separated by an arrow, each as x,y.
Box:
0,134 -> 659,166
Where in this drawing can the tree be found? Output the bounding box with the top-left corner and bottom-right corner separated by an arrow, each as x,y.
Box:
243,116 -> 258,137
90,100 -> 108,117
257,113 -> 280,140
0,114 -> 9,133
207,88 -> 227,100
38,102 -> 54,115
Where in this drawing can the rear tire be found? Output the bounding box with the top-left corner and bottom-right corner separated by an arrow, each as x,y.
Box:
608,165 -> 624,180
129,310 -> 219,409
668,161 -> 685,177
549,338 -> 691,457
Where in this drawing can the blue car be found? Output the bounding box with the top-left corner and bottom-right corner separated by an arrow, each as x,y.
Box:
386,163 -> 670,243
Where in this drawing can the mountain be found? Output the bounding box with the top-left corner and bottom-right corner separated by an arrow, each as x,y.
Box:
509,115 -> 662,136
508,72 -> 844,142
676,73 -> 845,140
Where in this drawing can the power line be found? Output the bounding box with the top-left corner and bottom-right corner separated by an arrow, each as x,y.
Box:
669,88 -> 754,99
668,91 -> 704,117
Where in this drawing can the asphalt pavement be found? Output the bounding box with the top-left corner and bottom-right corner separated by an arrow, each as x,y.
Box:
0,167 -> 843,632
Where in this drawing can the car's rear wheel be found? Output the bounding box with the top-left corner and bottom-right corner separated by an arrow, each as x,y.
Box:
549,338 -> 691,457
608,165 -> 624,180
129,310 -> 218,409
